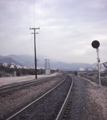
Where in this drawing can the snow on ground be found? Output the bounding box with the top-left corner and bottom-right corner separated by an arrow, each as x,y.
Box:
0,72 -> 60,87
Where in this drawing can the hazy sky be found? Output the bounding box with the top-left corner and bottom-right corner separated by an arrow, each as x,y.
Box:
0,0 -> 107,64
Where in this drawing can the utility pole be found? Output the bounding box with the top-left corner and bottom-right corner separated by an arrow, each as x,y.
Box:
30,27 -> 40,79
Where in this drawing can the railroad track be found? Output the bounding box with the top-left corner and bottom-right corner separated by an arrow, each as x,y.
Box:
55,76 -> 73,120
6,75 -> 73,120
0,75 -> 63,97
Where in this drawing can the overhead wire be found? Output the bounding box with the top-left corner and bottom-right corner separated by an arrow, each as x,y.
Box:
26,0 -> 34,55
37,0 -> 44,60
26,0 -> 44,60
38,0 -> 44,27
33,0 -> 36,27
26,0 -> 31,28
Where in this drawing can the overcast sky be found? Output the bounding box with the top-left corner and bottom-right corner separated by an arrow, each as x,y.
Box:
0,0 -> 107,64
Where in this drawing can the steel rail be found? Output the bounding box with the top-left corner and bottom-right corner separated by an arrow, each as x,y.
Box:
0,76 -> 62,96
0,79 -> 40,96
55,76 -> 73,120
0,79 -> 36,90
0,75 -> 58,90
6,76 -> 67,120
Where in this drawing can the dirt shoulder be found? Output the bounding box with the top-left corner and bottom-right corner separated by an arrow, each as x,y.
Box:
79,76 -> 107,119
65,75 -> 106,120
0,72 -> 61,87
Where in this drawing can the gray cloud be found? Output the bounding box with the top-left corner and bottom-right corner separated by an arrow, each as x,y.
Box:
0,0 -> 107,64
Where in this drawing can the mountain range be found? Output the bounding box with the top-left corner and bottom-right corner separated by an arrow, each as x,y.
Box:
0,54 -> 95,70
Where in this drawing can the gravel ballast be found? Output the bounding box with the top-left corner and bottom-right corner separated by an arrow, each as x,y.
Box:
62,75 -> 106,120
10,77 -> 72,120
0,75 -> 65,120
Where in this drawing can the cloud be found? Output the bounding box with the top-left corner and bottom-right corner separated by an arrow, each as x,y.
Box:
72,49 -> 86,56
0,0 -> 107,64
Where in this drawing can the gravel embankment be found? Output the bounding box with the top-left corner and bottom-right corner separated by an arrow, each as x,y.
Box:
80,74 -> 107,87
85,77 -> 107,119
11,77 -> 72,120
0,75 -> 65,120
62,75 -> 106,120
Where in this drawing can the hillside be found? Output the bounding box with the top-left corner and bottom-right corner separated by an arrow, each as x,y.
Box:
0,54 -> 95,70
0,57 -> 21,65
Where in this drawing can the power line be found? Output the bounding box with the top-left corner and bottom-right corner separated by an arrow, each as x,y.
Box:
33,0 -> 36,27
26,0 -> 34,53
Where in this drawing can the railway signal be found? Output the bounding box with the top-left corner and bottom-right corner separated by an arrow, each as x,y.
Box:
91,40 -> 101,88
92,40 -> 100,49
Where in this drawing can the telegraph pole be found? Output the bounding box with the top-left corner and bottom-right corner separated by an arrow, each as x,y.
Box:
30,28 -> 40,79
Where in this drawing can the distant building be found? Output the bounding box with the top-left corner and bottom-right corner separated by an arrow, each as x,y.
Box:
10,64 -> 15,68
23,66 -> 29,69
39,67 -> 45,70
92,64 -> 98,70
29,66 -> 35,69
88,68 -> 92,71
16,65 -> 22,69
11,62 -> 15,65
79,67 -> 85,71
2,62 -> 8,67
93,63 -> 106,72
8,62 -> 15,68
37,67 -> 41,69
52,68 -> 56,70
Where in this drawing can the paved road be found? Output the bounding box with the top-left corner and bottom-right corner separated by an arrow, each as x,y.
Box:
63,75 -> 105,120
